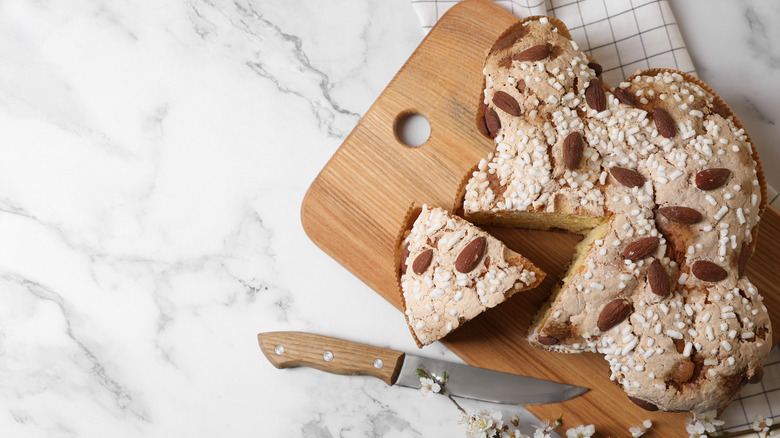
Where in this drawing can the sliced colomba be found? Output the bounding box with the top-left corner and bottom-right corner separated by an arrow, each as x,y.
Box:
464,17 -> 769,412
399,205 -> 544,347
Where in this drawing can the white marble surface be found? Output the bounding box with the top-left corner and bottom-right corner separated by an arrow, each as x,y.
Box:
0,0 -> 778,436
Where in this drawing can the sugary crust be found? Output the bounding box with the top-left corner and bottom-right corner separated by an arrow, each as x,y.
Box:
398,205 -> 544,347
638,68 -> 769,225
463,17 -> 771,412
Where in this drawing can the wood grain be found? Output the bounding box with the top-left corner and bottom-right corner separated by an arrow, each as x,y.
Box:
300,0 -> 780,435
258,332 -> 405,386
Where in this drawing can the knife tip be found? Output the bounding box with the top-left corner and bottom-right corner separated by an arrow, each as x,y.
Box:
566,386 -> 589,400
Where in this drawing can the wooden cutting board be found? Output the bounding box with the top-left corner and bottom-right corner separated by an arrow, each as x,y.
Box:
301,0 -> 780,435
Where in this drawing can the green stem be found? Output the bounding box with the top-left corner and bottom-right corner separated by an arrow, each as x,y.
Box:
443,389 -> 467,415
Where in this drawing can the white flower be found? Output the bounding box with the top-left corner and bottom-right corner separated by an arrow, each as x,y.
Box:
565,424 -> 595,438
752,415 -> 774,435
534,418 -> 560,433
686,410 -> 725,437
696,410 -> 720,423
532,417 -> 561,438
464,413 -> 491,437
629,419 -> 652,437
490,411 -> 505,430
694,410 -> 724,433
533,430 -> 552,438
686,420 -> 706,438
463,410 -> 500,438
687,410 -> 724,436
419,377 -> 441,395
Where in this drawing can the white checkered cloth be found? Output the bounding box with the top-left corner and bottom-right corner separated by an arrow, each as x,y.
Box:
412,0 -> 694,87
411,1 -> 780,434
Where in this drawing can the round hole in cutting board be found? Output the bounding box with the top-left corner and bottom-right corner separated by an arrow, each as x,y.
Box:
394,112 -> 430,148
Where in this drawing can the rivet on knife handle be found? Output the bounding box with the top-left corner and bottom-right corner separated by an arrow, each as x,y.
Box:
257,331 -> 406,385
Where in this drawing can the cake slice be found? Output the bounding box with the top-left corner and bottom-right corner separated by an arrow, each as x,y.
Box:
398,205 -> 545,347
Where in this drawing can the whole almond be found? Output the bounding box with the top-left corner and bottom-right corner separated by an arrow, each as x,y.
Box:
455,236 -> 487,273
597,299 -> 631,332
628,396 -> 659,412
711,101 -> 729,118
738,242 -> 750,277
477,116 -> 490,137
670,358 -> 695,384
694,168 -> 730,191
485,107 -> 501,137
585,78 -> 606,112
492,91 -> 521,116
691,260 -> 728,282
748,366 -> 764,384
613,87 -> 635,105
537,335 -> 559,345
658,206 -> 703,224
412,249 -> 433,275
512,44 -> 550,62
610,166 -> 645,188
653,107 -> 676,138
516,79 -> 526,93
647,259 -> 670,297
491,26 -> 529,53
562,132 -> 583,170
623,237 -> 660,261
588,62 -> 602,76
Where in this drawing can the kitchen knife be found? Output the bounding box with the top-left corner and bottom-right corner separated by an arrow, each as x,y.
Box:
258,331 -> 587,405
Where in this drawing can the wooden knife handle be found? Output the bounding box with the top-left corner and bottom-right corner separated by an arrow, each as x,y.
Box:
257,331 -> 406,385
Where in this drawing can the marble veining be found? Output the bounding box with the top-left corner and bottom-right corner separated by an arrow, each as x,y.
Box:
744,4 -> 780,69
671,0 -> 780,199
0,0 -> 777,436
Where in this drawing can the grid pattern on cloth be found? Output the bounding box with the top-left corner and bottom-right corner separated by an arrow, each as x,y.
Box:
410,0 -> 694,86
717,345 -> 780,436
410,0 -> 780,432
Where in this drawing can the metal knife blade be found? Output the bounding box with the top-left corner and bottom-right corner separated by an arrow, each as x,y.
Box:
258,331 -> 587,405
395,353 -> 587,405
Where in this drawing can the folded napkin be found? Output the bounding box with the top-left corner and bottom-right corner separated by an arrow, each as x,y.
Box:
410,0 -> 780,433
